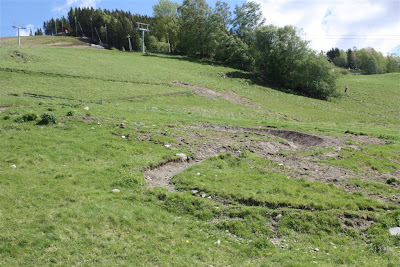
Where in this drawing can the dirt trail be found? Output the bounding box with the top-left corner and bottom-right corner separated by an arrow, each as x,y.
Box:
172,81 -> 259,108
0,106 -> 10,113
144,160 -> 197,191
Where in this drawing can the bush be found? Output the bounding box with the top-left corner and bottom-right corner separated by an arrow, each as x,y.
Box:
37,112 -> 58,125
386,177 -> 398,185
253,25 -> 338,100
15,113 -> 38,122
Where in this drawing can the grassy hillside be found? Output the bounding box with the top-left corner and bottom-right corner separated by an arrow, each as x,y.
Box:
0,36 -> 399,265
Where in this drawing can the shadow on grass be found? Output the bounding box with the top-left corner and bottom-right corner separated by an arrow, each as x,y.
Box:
143,53 -> 320,100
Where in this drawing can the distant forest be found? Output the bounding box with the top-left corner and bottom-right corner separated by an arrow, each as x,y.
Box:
39,0 -> 400,99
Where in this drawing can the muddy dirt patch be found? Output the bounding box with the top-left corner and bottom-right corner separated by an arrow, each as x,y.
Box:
142,123 -> 397,204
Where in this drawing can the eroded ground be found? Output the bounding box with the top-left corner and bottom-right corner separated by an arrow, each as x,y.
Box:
142,122 -> 399,205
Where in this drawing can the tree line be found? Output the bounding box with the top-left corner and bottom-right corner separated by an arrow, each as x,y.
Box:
41,0 -> 400,99
327,47 -> 400,74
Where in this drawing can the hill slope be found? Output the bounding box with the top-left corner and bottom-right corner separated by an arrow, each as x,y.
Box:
0,36 -> 399,265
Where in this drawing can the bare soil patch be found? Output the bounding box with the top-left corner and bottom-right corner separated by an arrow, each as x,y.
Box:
142,123 -> 397,204
172,81 -> 259,108
144,159 -> 197,191
0,106 -> 11,113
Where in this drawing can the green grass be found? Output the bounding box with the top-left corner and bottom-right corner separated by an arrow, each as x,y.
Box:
327,142 -> 400,173
172,153 -> 390,211
1,36 -> 400,265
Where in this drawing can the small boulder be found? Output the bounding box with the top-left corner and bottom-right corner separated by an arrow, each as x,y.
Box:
275,214 -> 283,221
10,164 -> 17,168
389,227 -> 400,236
83,107 -> 89,111
111,189 -> 120,193
176,153 -> 188,161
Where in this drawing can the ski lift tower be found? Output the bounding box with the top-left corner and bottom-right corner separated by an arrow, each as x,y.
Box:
136,22 -> 150,53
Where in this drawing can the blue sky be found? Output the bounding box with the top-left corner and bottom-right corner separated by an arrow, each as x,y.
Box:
0,0 -> 246,37
1,0 -> 399,55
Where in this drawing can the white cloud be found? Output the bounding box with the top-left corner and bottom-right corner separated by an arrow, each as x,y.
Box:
17,24 -> 35,36
252,0 -> 400,54
53,0 -> 101,14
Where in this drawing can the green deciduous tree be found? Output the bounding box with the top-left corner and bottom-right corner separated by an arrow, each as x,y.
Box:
232,1 -> 265,43
177,0 -> 213,56
346,48 -> 358,69
386,54 -> 400,73
253,25 -> 337,99
153,0 -> 180,52
332,50 -> 347,68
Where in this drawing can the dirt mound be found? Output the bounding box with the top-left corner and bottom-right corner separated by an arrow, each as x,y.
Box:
266,129 -> 324,147
188,125 -> 326,148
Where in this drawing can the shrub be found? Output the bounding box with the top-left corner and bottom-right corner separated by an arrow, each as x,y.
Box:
15,113 -> 38,122
253,25 -> 338,100
37,112 -> 58,125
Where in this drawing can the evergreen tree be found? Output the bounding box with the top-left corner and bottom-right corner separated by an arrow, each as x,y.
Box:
34,28 -> 44,35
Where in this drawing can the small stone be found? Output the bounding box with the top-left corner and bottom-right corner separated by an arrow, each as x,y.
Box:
208,196 -> 212,199
91,127 -> 95,130
216,239 -> 221,245
84,107 -> 89,111
164,144 -> 171,148
191,190 -> 199,194
314,248 -> 319,252
10,164 -> 16,168
201,193 -> 206,198
111,189 -> 120,193
176,153 -> 188,161
196,172 -> 201,176
389,227 -> 400,236
275,214 -> 283,221
278,163 -> 284,166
